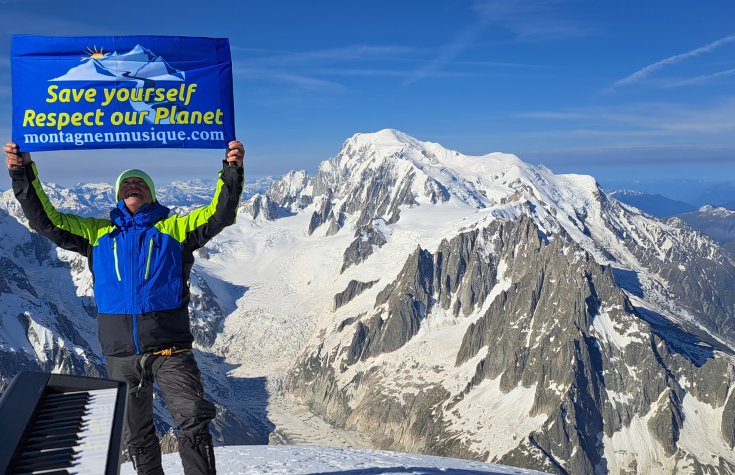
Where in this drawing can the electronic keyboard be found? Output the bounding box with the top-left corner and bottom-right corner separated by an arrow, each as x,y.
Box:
0,372 -> 126,475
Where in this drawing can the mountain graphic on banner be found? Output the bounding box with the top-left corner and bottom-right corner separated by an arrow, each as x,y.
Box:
51,44 -> 185,82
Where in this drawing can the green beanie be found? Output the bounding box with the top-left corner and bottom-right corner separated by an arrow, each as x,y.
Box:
115,169 -> 156,202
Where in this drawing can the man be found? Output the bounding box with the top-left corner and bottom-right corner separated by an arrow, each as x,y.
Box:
4,140 -> 245,475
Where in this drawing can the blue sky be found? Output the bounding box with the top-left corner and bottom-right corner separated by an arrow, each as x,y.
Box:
1,0 -> 734,198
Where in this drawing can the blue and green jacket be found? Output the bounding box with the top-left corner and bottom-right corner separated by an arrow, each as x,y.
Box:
10,161 -> 244,356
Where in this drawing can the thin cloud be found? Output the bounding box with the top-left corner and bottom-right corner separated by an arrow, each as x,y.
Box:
471,0 -> 591,40
663,68 -> 735,88
512,99 -> 735,162
232,44 -> 428,89
524,144 -> 735,167
612,33 -> 735,89
233,42 -> 542,88
2,12 -> 107,37
404,0 -> 587,86
269,73 -> 346,92
234,67 -> 346,93
312,68 -> 477,79
603,101 -> 735,134
455,59 -> 545,68
522,99 -> 735,134
518,111 -> 592,120
234,45 -> 421,67
519,128 -> 673,140
403,20 -> 489,86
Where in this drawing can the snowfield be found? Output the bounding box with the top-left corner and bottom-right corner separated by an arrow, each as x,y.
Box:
120,445 -> 549,475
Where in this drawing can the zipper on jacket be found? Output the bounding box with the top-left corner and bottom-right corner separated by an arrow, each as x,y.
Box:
113,238 -> 122,281
144,237 -> 154,280
132,313 -> 141,354
131,232 -> 141,355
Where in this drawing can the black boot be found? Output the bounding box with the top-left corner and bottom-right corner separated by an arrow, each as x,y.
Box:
129,443 -> 164,475
179,433 -> 216,475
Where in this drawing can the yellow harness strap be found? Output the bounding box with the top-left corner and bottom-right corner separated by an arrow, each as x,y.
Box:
152,348 -> 191,357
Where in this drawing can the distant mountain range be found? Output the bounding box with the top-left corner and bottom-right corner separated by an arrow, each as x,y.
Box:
678,205 -> 735,255
609,190 -> 735,255
693,182 -> 735,208
1,130 -> 734,474
608,189 -> 696,218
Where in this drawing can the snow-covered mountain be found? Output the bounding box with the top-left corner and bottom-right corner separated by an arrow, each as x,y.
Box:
1,129 -> 734,474
265,130 -> 735,473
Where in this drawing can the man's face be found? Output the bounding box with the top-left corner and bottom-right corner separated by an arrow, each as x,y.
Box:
119,177 -> 153,212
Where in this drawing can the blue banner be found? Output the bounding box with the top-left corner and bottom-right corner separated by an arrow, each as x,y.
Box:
11,35 -> 235,151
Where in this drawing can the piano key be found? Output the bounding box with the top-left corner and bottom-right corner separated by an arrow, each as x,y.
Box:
28,422 -> 85,438
23,434 -> 80,451
13,451 -> 74,472
37,398 -> 90,413
35,411 -> 89,425
38,399 -> 89,413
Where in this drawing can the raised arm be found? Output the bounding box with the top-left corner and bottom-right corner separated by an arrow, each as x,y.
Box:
164,141 -> 245,251
5,141 -> 112,255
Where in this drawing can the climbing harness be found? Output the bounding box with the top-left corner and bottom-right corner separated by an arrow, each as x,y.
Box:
131,347 -> 192,397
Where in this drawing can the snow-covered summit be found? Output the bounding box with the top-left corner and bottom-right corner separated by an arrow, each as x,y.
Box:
302,130 -> 622,262
330,128 -> 527,186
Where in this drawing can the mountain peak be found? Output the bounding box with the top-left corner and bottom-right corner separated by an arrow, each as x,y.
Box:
352,128 -> 416,146
340,129 -> 520,170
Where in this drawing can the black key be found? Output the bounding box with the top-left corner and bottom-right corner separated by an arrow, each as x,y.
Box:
23,433 -> 80,451
44,391 -> 89,401
37,399 -> 89,414
29,421 -> 84,437
14,449 -> 74,472
35,409 -> 86,421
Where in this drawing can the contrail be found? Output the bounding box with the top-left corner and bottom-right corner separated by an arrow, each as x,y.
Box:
613,33 -> 735,88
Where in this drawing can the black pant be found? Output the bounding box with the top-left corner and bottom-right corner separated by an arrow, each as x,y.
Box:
107,352 -> 217,475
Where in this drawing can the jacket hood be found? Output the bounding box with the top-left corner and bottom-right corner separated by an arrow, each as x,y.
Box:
111,200 -> 171,229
